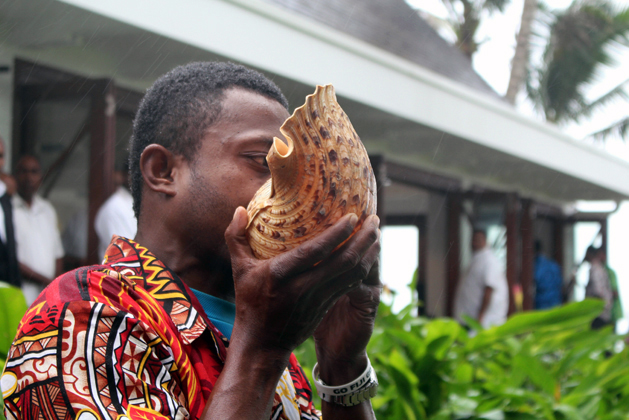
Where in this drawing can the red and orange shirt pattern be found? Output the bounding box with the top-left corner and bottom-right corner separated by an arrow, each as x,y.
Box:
1,236 -> 320,420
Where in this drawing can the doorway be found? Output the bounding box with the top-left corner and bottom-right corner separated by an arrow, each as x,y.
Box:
12,59 -> 142,265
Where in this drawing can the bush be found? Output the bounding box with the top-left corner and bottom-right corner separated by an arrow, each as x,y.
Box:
294,299 -> 629,419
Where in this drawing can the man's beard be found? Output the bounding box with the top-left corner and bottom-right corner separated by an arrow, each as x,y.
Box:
186,165 -> 235,264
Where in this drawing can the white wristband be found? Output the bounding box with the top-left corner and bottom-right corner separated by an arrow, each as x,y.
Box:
312,358 -> 378,406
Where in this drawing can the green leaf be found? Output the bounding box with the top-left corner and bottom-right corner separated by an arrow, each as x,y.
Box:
0,282 -> 28,359
554,404 -> 586,420
454,362 -> 474,383
467,300 -> 603,351
514,353 -> 556,395
448,393 -> 478,416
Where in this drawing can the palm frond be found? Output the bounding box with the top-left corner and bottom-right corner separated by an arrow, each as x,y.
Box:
533,1 -> 629,122
483,0 -> 511,13
589,116 -> 629,141
572,79 -> 629,120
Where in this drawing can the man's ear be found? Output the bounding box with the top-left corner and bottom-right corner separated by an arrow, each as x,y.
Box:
139,144 -> 179,197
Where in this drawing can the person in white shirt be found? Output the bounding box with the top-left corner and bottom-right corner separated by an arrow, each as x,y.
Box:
94,167 -> 137,260
454,229 -> 509,329
585,246 -> 613,329
13,155 -> 64,305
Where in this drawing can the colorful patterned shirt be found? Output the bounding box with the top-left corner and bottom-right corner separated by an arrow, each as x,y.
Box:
2,236 -> 320,420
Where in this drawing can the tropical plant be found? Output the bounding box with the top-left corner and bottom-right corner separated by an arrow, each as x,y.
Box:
0,283 -> 27,420
438,0 -> 513,59
505,0 -> 539,104
295,297 -> 629,419
526,1 -> 629,134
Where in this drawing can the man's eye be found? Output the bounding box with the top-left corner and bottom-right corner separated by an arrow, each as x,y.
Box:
250,156 -> 269,168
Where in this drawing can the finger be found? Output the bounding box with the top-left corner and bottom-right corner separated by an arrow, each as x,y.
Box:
362,234 -> 381,287
304,216 -> 380,296
269,213 -> 359,279
225,206 -> 256,265
321,237 -> 381,300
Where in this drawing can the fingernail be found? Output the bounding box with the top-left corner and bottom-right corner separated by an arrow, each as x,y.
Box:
372,216 -> 380,227
234,206 -> 247,223
349,213 -> 359,228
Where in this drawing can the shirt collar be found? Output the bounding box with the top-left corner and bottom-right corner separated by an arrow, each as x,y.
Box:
103,236 -> 228,360
14,193 -> 43,211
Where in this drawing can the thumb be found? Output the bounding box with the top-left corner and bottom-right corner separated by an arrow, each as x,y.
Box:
225,206 -> 255,262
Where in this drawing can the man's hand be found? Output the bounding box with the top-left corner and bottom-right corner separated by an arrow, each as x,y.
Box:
313,240 -> 381,382
203,208 -> 379,419
225,207 -> 380,354
312,225 -> 381,420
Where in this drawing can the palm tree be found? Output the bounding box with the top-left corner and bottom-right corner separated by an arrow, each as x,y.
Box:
505,0 -> 538,104
440,0 -> 512,59
525,1 -> 629,132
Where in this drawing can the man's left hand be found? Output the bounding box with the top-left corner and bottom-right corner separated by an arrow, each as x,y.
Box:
313,219 -> 381,384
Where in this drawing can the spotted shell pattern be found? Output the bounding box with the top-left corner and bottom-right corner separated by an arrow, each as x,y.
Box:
246,84 -> 377,259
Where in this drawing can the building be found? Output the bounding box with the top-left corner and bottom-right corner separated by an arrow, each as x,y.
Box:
1,0 -> 628,316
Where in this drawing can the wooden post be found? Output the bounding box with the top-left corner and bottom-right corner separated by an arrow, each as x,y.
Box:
505,194 -> 519,315
600,218 -> 608,255
417,217 -> 427,316
446,193 -> 461,317
520,199 -> 534,311
553,219 -> 564,272
88,79 -> 116,264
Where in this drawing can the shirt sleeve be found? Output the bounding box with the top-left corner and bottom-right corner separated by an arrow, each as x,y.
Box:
484,254 -> 505,290
3,299 -> 194,420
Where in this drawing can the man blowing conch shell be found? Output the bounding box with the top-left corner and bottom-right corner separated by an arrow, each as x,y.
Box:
2,62 -> 381,420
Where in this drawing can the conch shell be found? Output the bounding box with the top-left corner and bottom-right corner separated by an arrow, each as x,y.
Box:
246,84 -> 377,259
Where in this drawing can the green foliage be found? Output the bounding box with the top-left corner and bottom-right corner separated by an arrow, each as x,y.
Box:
0,282 -> 28,360
0,282 -> 26,420
439,0 -> 512,58
528,0 -> 629,126
295,298 -> 629,419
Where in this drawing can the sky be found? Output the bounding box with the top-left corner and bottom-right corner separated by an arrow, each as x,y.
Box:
381,0 -> 629,319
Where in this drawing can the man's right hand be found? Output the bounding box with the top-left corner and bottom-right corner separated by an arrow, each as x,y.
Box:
224,206 -> 379,355
202,207 -> 379,419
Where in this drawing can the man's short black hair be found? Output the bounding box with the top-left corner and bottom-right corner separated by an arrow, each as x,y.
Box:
586,245 -> 598,256
129,62 -> 289,219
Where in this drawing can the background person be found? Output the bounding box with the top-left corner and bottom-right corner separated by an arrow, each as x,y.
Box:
0,135 -> 17,196
534,240 -> 563,309
0,135 -> 20,288
455,229 -> 509,329
94,163 -> 136,260
12,155 -> 64,305
586,246 -> 613,329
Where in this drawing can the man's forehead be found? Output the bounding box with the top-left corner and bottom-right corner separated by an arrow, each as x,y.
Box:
205,90 -> 288,146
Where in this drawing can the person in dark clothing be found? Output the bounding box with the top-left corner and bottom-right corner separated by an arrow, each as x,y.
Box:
534,240 -> 562,309
0,136 -> 20,287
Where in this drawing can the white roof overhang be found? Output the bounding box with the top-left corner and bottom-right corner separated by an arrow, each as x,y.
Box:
5,0 -> 629,205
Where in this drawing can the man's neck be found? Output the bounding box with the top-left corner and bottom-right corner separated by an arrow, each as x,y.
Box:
134,228 -> 236,303
18,192 -> 34,208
